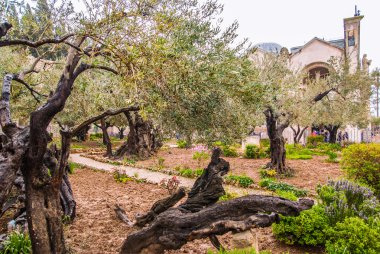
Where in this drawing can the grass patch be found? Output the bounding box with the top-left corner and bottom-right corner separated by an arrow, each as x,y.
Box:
68,162 -> 84,174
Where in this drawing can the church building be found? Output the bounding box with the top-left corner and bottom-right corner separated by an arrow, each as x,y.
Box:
251,10 -> 371,144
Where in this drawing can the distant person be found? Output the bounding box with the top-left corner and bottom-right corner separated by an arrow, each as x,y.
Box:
324,131 -> 329,142
337,131 -> 342,144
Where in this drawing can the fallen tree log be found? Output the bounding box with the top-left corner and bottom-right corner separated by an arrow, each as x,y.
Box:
120,196 -> 314,254
135,187 -> 186,227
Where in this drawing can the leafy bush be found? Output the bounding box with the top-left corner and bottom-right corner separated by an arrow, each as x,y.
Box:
113,170 -> 133,183
258,177 -> 276,188
259,178 -> 307,197
275,190 -> 298,201
318,180 -> 380,224
178,167 -> 204,178
306,135 -> 324,148
341,144 -> 380,196
177,140 -> 188,148
325,151 -> 338,163
244,145 -> 268,159
157,157 -> 165,170
260,138 -> 270,148
90,133 -> 102,140
1,231 -> 32,254
325,217 -> 380,254
179,168 -> 194,178
274,180 -> 380,252
273,205 -> 329,246
208,248 -> 271,254
316,143 -> 342,152
222,145 -> 238,157
259,169 -> 277,179
225,174 -> 254,188
219,191 -> 239,201
192,151 -> 210,166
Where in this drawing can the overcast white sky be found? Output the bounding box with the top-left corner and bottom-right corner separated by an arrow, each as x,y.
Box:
67,0 -> 380,71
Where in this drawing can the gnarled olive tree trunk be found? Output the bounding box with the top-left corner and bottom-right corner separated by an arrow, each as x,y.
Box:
120,148 -> 313,254
264,108 -> 292,175
325,124 -> 340,144
114,111 -> 162,159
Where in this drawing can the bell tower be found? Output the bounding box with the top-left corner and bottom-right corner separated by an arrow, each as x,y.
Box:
344,6 -> 363,71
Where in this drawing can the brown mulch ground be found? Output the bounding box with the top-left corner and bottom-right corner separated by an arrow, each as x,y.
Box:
65,167 -> 324,254
136,147 -> 343,195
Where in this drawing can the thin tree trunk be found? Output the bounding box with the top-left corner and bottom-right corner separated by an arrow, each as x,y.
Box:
291,125 -> 308,145
101,118 -> 112,157
117,127 -> 125,139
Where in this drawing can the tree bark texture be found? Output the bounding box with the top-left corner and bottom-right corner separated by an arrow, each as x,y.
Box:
135,187 -> 186,227
100,118 -> 113,157
264,108 -> 292,175
120,196 -> 314,254
114,111 -> 162,159
21,37 -> 85,254
180,148 -> 230,212
325,124 -> 340,144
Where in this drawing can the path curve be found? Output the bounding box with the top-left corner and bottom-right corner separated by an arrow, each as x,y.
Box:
69,153 -> 270,196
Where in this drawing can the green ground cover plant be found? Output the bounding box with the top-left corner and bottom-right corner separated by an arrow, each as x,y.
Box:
272,180 -> 380,253
224,174 -> 254,188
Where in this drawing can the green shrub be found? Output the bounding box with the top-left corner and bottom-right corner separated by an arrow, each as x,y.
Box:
90,133 -> 102,140
317,180 -> 380,225
157,157 -> 165,170
325,217 -> 380,254
258,178 -> 276,188
259,169 -> 277,179
207,247 -> 271,254
260,178 -> 307,197
341,144 -> 380,196
260,138 -> 270,148
244,145 -> 268,159
179,168 -> 194,178
219,191 -> 239,201
225,174 -> 254,188
316,143 -> 342,152
113,171 -> 133,183
273,205 -> 329,246
177,167 -> 203,178
194,168 -> 204,177
222,145 -> 238,157
192,151 -> 210,166
1,231 -> 32,254
325,151 -> 338,163
177,140 -> 188,148
306,135 -> 324,148
275,190 -> 298,201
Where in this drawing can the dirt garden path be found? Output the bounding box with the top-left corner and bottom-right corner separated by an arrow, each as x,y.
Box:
69,153 -> 270,196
